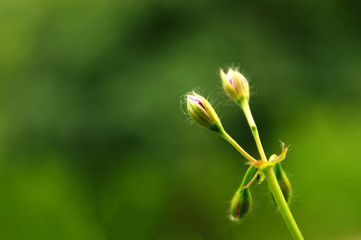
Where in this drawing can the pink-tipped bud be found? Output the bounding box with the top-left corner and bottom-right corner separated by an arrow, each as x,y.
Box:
186,92 -> 222,132
220,68 -> 250,103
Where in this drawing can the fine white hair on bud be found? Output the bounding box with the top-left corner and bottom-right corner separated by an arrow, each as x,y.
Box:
220,68 -> 250,103
186,92 -> 223,133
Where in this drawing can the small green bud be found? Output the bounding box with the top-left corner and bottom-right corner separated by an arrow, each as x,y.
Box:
230,165 -> 258,222
187,92 -> 223,132
274,162 -> 292,204
230,188 -> 252,222
220,68 -> 250,103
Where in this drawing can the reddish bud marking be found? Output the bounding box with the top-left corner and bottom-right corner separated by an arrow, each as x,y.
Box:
188,95 -> 207,113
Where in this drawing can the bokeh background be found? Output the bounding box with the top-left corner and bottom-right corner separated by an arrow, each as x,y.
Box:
1,0 -> 361,239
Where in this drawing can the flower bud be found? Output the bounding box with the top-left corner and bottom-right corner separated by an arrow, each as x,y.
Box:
186,92 -> 223,132
230,165 -> 257,222
230,188 -> 252,222
274,162 -> 292,204
220,68 -> 250,103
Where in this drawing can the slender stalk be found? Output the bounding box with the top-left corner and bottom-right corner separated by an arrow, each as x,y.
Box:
240,101 -> 268,162
219,129 -> 257,163
263,167 -> 304,240
241,100 -> 304,240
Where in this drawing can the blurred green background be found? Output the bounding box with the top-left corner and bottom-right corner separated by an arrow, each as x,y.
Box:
1,0 -> 361,239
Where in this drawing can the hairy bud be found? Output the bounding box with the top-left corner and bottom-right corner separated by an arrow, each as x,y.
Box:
230,188 -> 252,222
230,165 -> 258,221
186,92 -> 222,132
220,68 -> 250,103
274,162 -> 292,204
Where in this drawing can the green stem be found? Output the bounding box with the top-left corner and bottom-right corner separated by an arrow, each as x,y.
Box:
240,101 -> 268,162
219,129 -> 257,163
240,100 -> 304,239
263,167 -> 304,240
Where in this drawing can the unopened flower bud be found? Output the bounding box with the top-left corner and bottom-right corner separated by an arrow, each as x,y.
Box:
274,162 -> 292,204
187,92 -> 223,132
230,188 -> 252,222
220,68 -> 250,103
230,165 -> 257,222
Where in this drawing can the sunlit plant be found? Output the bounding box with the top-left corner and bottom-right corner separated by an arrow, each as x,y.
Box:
185,68 -> 304,240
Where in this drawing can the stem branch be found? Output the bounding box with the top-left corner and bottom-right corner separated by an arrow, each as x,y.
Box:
241,101 -> 268,162
219,130 -> 257,163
